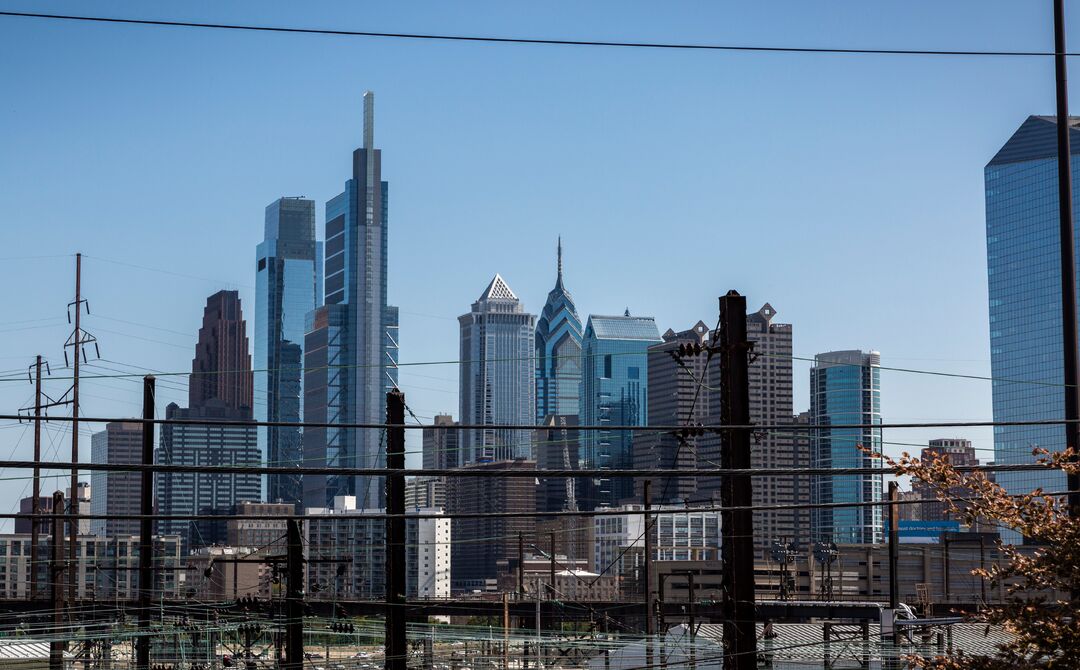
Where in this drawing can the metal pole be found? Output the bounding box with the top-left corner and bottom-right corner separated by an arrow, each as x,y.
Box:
548,531 -> 556,635
502,592 -> 509,670
50,490 -> 65,670
69,252 -> 81,609
718,291 -> 757,670
888,481 -> 899,610
136,376 -> 155,670
284,518 -> 304,669
385,389 -> 407,670
30,355 -> 43,602
1054,0 -> 1080,555
643,480 -> 653,670
518,532 -> 525,600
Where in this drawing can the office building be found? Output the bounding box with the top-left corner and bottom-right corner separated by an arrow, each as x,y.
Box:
255,196 -> 323,508
304,91 -> 399,511
633,321 -> 711,504
16,484 -> 89,537
422,414 -> 459,470
911,438 -> 980,523
157,292 -> 261,550
579,312 -> 662,508
985,116 -> 1080,542
304,497 -> 451,599
809,350 -> 883,545
226,501 -> 294,551
405,476 -> 447,510
458,275 -> 536,464
89,422 -> 142,539
446,459 -> 536,592
535,238 -> 583,422
535,414 -> 580,514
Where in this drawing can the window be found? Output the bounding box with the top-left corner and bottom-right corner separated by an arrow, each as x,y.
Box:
627,366 -> 639,380
603,355 -> 612,379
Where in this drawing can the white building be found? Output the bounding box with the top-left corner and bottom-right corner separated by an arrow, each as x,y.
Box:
592,505 -> 721,577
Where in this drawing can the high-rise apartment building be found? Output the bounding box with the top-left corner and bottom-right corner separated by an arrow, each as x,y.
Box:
255,197 -> 322,508
633,321 -> 711,504
446,459 -> 536,592
912,438 -> 979,523
90,422 -> 143,539
157,291 -> 261,550
579,312 -> 661,509
985,116 -> 1079,542
304,91 -> 399,510
535,239 -> 582,423
458,275 -> 536,464
422,414 -> 459,470
809,350 -> 883,545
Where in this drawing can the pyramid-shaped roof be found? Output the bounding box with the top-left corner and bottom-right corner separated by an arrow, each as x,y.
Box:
478,273 -> 518,302
988,115 -> 1080,167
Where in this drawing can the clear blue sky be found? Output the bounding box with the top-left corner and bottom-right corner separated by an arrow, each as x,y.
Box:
0,1 -> 1067,524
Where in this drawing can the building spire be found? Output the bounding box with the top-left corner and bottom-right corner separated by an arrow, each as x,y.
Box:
363,90 -> 374,150
556,236 -> 563,287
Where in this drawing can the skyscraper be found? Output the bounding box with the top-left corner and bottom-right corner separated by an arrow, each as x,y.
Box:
90,422 -> 143,539
255,197 -> 322,508
422,414 -> 459,470
303,91 -> 399,510
633,321 -> 711,504
535,238 -> 583,423
912,438 -> 980,523
157,291 -> 261,550
809,350 -> 883,545
579,312 -> 662,509
985,116 -> 1078,541
458,275 -> 536,464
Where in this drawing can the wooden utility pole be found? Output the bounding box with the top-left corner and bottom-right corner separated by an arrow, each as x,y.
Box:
50,490 -> 66,670
68,253 -> 82,609
136,376 -> 155,670
30,355 -> 43,601
385,390 -> 407,670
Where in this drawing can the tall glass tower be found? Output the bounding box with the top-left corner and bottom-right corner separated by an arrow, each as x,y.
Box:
809,350 -> 882,545
304,91 -> 399,510
255,197 -> 322,508
985,116 -> 1079,542
579,312 -> 661,509
458,274 -> 536,465
535,238 -> 583,422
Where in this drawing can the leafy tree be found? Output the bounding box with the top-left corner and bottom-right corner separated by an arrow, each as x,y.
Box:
876,446 -> 1080,669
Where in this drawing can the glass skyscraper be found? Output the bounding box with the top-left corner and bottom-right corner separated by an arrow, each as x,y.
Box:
303,91 -> 399,510
809,350 -> 883,545
985,116 -> 1078,543
579,312 -> 662,509
255,197 -> 322,508
458,274 -> 536,465
535,238 -> 583,422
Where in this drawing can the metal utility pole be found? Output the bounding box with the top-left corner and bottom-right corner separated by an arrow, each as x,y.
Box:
31,356 -> 43,601
717,290 -> 757,670
643,480 -> 653,670
385,389 -> 407,670
284,518 -> 304,669
50,490 -> 65,670
1054,0 -> 1080,550
136,376 -> 155,670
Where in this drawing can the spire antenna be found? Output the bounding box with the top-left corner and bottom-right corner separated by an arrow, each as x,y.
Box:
363,90 -> 374,150
557,236 -> 563,281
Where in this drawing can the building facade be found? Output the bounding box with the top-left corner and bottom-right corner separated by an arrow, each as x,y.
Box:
90,422 -> 143,539
304,91 -> 399,511
226,501 -> 294,551
458,275 -> 536,464
255,196 -> 322,509
985,115 -> 1080,542
809,350 -> 883,545
579,313 -> 662,509
405,476 -> 447,510
633,321 -> 711,504
422,414 -> 459,470
535,239 -> 583,423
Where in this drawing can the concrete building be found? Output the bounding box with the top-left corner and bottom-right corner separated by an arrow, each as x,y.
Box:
446,459 -> 536,592
226,501 -> 293,551
810,350 -> 883,545
535,238 -> 583,423
255,196 -> 322,509
633,321 -> 711,504
185,546 -> 272,600
579,313 -> 662,508
90,422 -> 143,538
304,497 -> 450,599
405,476 -> 446,510
304,91 -> 399,511
535,414 -> 579,514
496,554 -> 618,601
16,484 -> 89,537
458,275 -> 536,464
913,439 -> 979,522
422,414 -> 458,470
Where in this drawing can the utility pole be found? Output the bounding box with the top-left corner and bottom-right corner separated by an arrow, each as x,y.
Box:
548,531 -> 556,636
30,356 -> 43,602
284,518 -> 304,669
136,376 -> 155,670
1054,0 -> 1080,565
643,480 -> 653,670
50,490 -> 65,670
887,481 -> 899,611
718,290 -> 756,670
518,532 -> 525,600
385,389 -> 407,670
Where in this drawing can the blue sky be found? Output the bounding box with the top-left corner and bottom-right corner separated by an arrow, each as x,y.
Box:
0,1 -> 1068,522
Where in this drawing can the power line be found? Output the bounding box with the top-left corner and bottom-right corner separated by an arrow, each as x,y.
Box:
0,10 -> 1076,58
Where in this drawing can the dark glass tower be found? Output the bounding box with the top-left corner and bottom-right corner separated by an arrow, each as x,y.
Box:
304,91 -> 399,510
535,238 -> 583,423
256,197 -> 322,508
